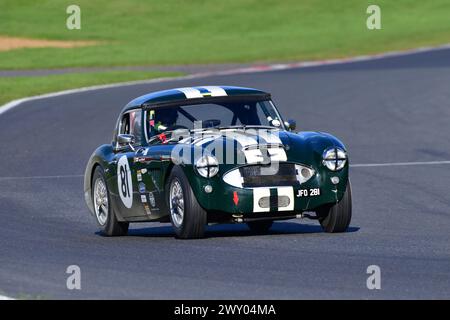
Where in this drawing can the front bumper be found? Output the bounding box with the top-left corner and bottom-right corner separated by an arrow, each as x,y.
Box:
190,165 -> 349,215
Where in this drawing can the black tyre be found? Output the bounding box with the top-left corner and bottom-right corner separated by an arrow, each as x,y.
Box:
247,220 -> 273,234
317,180 -> 352,233
92,166 -> 129,236
167,166 -> 207,239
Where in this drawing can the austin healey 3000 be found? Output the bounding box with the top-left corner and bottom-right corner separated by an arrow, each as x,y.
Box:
84,86 -> 351,239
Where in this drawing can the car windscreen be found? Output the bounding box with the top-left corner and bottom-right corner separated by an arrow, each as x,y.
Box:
146,100 -> 283,137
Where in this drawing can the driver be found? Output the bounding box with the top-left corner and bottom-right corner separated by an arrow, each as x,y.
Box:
152,108 -> 178,133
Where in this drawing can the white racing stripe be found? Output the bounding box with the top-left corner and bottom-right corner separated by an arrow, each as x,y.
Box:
228,130 -> 287,164
243,149 -> 265,164
200,86 -> 227,97
181,129 -> 288,163
193,136 -> 217,146
177,87 -> 203,99
251,129 -> 287,162
256,130 -> 281,144
223,130 -> 261,163
253,188 -> 271,213
178,86 -> 227,99
230,132 -> 261,164
190,132 -> 222,146
224,130 -> 259,147
267,147 -> 287,162
252,187 -> 294,212
276,186 -> 294,211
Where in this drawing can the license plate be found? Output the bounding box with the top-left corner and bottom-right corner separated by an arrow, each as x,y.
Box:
296,188 -> 320,197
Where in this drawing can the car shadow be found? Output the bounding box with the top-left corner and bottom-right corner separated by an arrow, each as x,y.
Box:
122,222 -> 360,239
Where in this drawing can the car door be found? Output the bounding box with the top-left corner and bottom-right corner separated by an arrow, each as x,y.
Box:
113,109 -> 149,219
130,108 -> 173,219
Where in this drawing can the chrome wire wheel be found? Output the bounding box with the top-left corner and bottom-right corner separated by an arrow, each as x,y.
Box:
93,177 -> 109,226
169,179 -> 185,228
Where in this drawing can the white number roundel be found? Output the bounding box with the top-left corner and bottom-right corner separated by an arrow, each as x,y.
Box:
117,155 -> 133,208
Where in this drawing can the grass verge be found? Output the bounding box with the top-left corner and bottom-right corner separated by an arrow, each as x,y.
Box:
0,0 -> 449,69
0,71 -> 182,106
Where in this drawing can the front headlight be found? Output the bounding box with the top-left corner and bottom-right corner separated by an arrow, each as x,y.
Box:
195,155 -> 219,178
322,147 -> 347,171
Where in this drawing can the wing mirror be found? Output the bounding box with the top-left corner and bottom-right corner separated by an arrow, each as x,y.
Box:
285,119 -> 296,131
116,134 -> 136,151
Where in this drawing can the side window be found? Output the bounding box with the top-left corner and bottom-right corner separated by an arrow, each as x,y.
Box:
119,109 -> 142,145
119,114 -> 130,135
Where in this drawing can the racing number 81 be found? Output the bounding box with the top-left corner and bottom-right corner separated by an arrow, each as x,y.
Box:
117,155 -> 133,208
120,165 -> 130,198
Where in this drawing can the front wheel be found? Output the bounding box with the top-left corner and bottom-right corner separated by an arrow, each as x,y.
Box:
167,166 -> 207,239
92,166 -> 129,236
317,181 -> 352,233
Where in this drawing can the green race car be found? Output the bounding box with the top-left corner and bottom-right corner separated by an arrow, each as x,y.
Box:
84,86 -> 351,239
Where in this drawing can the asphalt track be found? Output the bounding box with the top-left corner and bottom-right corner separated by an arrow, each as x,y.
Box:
1,48 -> 450,299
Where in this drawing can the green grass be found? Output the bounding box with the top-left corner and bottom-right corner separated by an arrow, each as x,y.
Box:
0,71 -> 182,105
0,0 -> 449,70
1,0 -> 449,105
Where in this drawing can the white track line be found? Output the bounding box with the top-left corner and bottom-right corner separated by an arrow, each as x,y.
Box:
0,295 -> 14,300
0,174 -> 83,181
1,43 -> 450,116
0,74 -> 199,116
0,161 -> 449,180
351,161 -> 450,168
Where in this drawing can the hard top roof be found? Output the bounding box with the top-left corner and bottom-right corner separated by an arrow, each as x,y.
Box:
122,86 -> 270,113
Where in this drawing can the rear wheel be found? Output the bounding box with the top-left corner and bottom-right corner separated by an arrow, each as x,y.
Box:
92,166 -> 129,236
247,220 -> 273,234
167,166 -> 207,239
317,181 -> 352,233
